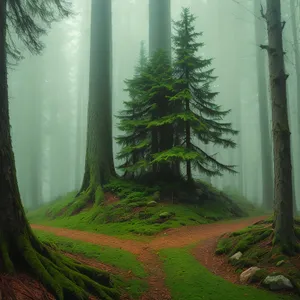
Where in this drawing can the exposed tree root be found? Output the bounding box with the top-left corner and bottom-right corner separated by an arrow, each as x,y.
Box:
66,184 -> 104,216
0,228 -> 119,300
272,229 -> 300,256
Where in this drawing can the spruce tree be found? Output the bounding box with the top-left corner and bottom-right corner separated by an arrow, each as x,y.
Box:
151,8 -> 237,182
117,49 -> 175,178
116,41 -> 150,176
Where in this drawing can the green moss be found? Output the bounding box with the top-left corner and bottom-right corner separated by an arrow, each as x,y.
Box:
28,178 -> 255,238
0,238 -> 14,273
4,231 -> 119,300
34,230 -> 147,278
217,221 -> 300,297
215,237 -> 235,255
231,258 -> 257,268
113,277 -> 148,299
250,269 -> 269,283
159,247 -> 294,300
95,186 -> 105,205
229,228 -> 272,256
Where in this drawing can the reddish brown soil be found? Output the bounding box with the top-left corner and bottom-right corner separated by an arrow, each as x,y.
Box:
0,274 -> 54,300
192,237 -> 240,284
29,215 -> 267,300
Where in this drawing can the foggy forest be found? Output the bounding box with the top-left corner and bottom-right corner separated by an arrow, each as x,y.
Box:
1,0 -> 300,299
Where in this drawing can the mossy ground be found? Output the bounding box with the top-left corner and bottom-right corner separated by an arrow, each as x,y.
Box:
34,231 -> 148,299
216,219 -> 300,295
35,231 -> 147,278
27,178 -> 261,239
0,229 -> 119,300
159,246 -> 295,300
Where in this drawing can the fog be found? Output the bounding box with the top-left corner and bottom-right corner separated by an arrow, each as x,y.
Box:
7,0 -> 300,209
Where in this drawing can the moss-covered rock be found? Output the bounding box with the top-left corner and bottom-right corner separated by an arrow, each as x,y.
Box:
249,269 -> 269,283
147,201 -> 157,207
159,212 -> 173,218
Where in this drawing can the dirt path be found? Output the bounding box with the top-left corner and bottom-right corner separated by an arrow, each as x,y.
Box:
31,216 -> 266,300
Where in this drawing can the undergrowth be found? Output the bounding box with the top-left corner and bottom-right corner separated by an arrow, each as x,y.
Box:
28,178 -> 261,238
215,219 -> 300,294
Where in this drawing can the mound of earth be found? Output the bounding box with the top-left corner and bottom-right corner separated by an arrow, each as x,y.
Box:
213,219 -> 300,295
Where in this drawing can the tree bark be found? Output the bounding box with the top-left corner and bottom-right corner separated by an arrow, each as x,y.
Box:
0,1 -> 117,298
289,0 -> 299,213
78,0 -> 115,204
265,0 -> 296,252
254,0 -> 274,211
149,0 -> 171,57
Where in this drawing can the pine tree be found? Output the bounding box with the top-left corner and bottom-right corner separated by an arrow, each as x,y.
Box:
116,49 -> 175,178
151,8 -> 237,182
116,41 -> 150,176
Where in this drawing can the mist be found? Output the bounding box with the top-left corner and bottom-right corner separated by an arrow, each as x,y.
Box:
7,0 -> 299,210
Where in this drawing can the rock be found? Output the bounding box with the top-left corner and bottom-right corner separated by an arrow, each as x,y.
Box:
147,200 -> 157,207
240,267 -> 261,283
263,275 -> 294,290
159,212 -> 172,218
276,260 -> 285,267
229,252 -> 243,261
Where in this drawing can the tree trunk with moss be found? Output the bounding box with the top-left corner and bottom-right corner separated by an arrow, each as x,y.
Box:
0,1 -> 118,299
265,0 -> 297,253
76,0 -> 115,208
254,0 -> 274,211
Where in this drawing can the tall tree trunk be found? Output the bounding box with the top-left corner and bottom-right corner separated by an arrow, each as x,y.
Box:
265,0 -> 296,252
77,0 -> 115,205
75,81 -> 84,188
148,0 -> 172,176
0,0 -> 28,241
254,0 -> 274,211
149,0 -> 171,57
0,1 -> 116,298
289,0 -> 299,213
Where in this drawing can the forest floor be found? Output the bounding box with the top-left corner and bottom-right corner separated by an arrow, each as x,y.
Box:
27,215 -> 296,300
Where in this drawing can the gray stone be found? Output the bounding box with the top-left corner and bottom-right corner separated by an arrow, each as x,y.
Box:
229,251 -> 243,261
240,267 -> 261,283
263,275 -> 293,290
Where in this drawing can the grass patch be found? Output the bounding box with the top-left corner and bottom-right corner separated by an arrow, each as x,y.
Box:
35,230 -> 147,278
28,178 -> 262,238
159,247 -> 296,300
113,277 -> 148,299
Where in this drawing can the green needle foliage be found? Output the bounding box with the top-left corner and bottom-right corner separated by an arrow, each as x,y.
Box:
170,7 -> 238,180
116,7 -> 238,184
